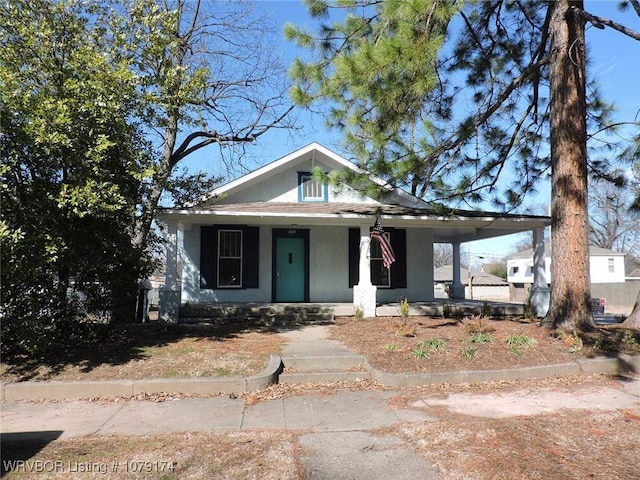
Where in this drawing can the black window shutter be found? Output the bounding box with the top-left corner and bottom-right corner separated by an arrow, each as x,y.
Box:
391,229 -> 407,288
348,228 -> 360,287
200,226 -> 217,289
243,226 -> 259,288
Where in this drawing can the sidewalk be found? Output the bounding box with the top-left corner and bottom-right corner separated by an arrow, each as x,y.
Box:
2,375 -> 639,478
2,324 -> 640,479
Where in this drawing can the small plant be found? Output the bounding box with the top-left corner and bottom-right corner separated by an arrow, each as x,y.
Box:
469,332 -> 493,344
481,300 -> 492,317
354,305 -> 365,321
411,338 -> 447,359
417,338 -> 447,351
506,334 -> 537,356
622,330 -> 639,347
412,347 -> 430,359
523,301 -> 535,320
398,298 -> 410,319
461,346 -> 477,360
464,315 -> 496,334
442,303 -> 452,318
395,319 -> 417,337
557,331 -> 583,353
384,343 -> 399,351
592,336 -> 604,351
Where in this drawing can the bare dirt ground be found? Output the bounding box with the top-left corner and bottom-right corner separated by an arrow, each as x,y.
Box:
0,323 -> 286,383
2,316 -> 639,479
329,315 -> 640,374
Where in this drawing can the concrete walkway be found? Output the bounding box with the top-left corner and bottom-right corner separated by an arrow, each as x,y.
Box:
2,324 -> 640,479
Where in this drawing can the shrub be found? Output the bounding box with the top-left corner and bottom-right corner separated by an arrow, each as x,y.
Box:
464,315 -> 496,334
469,332 -> 493,344
461,346 -> 477,360
505,334 -> 537,356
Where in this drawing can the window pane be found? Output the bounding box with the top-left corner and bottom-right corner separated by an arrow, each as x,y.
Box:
370,259 -> 390,287
218,258 -> 241,286
218,230 -> 242,287
220,230 -> 241,257
370,238 -> 382,259
301,175 -> 325,200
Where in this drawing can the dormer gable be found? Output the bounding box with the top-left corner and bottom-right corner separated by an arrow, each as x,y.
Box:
190,142 -> 428,208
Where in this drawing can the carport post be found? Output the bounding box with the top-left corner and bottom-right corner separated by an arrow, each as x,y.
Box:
528,227 -> 550,317
159,221 -> 180,323
451,241 -> 466,299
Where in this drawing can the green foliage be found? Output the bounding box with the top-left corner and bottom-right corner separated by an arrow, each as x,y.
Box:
354,305 -> 365,321
412,347 -> 430,359
622,330 -> 638,347
0,0 -> 152,355
288,1 -> 630,208
384,343 -> 400,351
413,337 -> 447,359
469,332 -> 493,344
505,334 -> 536,356
398,298 -> 410,319
461,346 -> 477,360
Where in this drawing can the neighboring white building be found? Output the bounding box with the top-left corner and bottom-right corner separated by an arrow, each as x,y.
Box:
507,244 -> 626,301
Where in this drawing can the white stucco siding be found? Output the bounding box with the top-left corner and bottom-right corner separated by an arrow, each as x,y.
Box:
212,159 -> 379,205
180,225 -> 272,303
180,223 -> 437,304
309,226 -> 352,301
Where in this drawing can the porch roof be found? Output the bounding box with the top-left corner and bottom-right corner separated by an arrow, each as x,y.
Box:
160,201 -> 550,243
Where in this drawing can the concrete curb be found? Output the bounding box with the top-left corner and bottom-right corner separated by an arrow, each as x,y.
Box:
1,354 -> 638,401
365,354 -> 640,388
1,355 -> 283,401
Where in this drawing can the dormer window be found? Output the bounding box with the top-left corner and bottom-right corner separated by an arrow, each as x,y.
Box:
298,172 -> 328,202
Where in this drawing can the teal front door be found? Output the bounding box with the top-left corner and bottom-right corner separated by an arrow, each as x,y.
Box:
275,236 -> 306,302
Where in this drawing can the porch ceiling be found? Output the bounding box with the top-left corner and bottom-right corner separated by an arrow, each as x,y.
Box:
160,202 -> 550,243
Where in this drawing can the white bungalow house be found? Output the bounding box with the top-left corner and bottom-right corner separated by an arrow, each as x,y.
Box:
507,244 -> 626,302
158,143 -> 551,321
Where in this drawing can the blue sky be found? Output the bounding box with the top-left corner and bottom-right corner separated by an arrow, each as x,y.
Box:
189,1 -> 640,261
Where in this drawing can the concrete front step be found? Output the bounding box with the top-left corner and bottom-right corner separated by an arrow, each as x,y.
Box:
279,355 -> 370,385
279,371 -> 371,384
282,355 -> 366,372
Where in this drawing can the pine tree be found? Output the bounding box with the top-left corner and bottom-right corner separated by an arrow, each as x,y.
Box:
288,0 -> 640,332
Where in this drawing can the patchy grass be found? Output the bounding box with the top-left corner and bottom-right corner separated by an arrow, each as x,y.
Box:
1,323 -> 285,383
1,432 -> 304,479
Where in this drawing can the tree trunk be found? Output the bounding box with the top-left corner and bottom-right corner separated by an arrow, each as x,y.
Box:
622,290 -> 640,328
542,0 -> 596,332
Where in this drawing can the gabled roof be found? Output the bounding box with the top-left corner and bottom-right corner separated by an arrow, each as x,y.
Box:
189,142 -> 427,208
509,243 -> 626,259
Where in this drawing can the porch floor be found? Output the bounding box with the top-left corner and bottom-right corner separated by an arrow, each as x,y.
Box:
179,299 -> 526,323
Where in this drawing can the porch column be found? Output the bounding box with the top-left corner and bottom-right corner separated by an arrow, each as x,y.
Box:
451,241 -> 466,299
353,224 -> 377,317
528,227 -> 550,317
159,221 -> 181,323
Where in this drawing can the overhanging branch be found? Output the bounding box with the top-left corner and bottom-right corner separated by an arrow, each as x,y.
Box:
572,6 -> 640,40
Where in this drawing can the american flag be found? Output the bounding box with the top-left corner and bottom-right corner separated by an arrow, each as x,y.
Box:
370,217 -> 396,269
